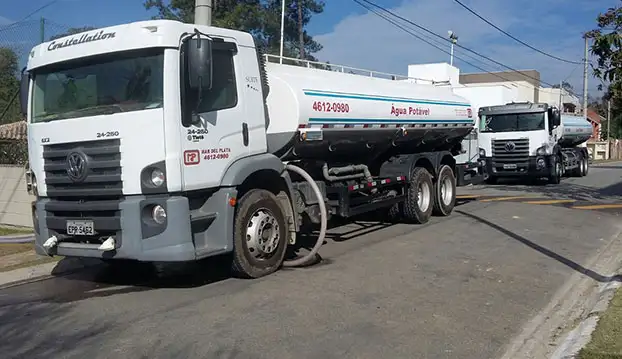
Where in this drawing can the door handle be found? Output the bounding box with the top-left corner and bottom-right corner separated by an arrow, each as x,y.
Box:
242,122 -> 249,146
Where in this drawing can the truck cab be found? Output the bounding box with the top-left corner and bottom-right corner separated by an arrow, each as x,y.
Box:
19,20 -> 271,262
477,102 -> 562,184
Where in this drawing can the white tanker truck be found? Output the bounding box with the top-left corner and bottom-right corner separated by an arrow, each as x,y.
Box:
478,102 -> 593,184
20,20 -> 477,278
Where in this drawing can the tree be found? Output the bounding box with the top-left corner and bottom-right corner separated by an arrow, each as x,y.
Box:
552,81 -> 574,93
49,26 -> 98,41
0,47 -> 21,125
587,3 -> 622,139
143,0 -> 326,63
587,4 -> 622,98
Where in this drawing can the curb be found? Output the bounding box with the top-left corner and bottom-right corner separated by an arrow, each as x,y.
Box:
0,258 -> 104,290
0,237 -> 35,244
550,280 -> 622,359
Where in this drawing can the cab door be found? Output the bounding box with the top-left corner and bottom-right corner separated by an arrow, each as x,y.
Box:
180,39 -> 249,191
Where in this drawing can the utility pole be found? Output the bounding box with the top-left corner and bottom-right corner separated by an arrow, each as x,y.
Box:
279,0 -> 286,64
607,99 -> 611,159
607,99 -> 611,142
195,0 -> 212,26
448,31 -> 458,66
582,35 -> 589,119
39,17 -> 45,43
558,80 -> 563,112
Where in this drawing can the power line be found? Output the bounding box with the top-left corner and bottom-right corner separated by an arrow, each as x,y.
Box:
451,0 -> 582,65
357,0 -> 559,88
352,0 -> 581,99
351,0 -> 545,92
0,0 -> 60,32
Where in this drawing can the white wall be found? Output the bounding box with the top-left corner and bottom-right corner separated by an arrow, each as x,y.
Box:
452,84 -> 519,114
538,87 -> 581,111
407,63 -> 460,85
0,165 -> 34,228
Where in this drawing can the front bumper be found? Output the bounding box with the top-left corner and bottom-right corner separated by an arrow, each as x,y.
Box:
482,155 -> 553,178
32,189 -> 235,262
456,160 -> 487,186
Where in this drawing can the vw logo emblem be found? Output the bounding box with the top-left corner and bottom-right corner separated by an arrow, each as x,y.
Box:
66,152 -> 88,182
504,141 -> 516,152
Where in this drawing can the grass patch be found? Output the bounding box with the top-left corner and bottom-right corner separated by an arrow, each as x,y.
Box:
577,287 -> 622,359
0,226 -> 33,236
0,242 -> 34,256
0,256 -> 62,272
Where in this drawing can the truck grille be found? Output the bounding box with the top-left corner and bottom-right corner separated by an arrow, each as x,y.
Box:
44,199 -> 121,238
491,138 -> 530,171
43,139 -> 122,198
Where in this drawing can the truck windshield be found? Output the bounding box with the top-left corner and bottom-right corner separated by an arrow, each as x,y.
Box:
31,48 -> 164,123
480,112 -> 546,133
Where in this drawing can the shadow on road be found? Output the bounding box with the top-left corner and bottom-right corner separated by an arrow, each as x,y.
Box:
0,302 -> 112,359
474,177 -> 622,202
456,210 -> 621,283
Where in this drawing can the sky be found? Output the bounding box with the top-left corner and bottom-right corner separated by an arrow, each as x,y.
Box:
0,0 -> 618,97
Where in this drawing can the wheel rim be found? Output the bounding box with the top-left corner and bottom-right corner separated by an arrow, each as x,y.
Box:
440,176 -> 453,206
556,162 -> 562,178
417,181 -> 431,211
245,208 -> 280,260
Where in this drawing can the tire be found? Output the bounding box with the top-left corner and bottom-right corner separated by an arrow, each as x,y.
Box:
402,167 -> 434,224
231,189 -> 288,279
486,176 -> 498,185
582,157 -> 589,176
576,152 -> 585,177
433,165 -> 456,217
548,156 -> 562,184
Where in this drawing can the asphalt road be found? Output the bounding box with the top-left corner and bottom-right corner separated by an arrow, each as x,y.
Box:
1,162 -> 622,359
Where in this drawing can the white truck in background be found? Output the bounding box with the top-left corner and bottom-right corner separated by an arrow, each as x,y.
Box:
20,19 -> 478,278
478,102 -> 592,184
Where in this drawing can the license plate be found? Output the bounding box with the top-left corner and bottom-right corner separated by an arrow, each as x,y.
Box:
503,164 -> 518,169
66,220 -> 95,236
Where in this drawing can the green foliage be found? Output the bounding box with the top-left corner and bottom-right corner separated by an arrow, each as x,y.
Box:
0,47 -> 20,125
552,81 -> 574,92
587,3 -> 622,139
0,140 -> 28,165
49,26 -> 98,41
143,0 -> 326,62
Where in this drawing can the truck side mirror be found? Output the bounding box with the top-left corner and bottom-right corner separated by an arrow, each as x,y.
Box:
19,69 -> 29,117
186,38 -> 213,91
548,108 -> 561,129
180,37 -> 213,127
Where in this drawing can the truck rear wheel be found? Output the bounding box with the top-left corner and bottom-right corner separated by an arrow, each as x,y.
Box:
402,167 -> 434,224
433,165 -> 456,217
582,157 -> 589,176
231,189 -> 288,279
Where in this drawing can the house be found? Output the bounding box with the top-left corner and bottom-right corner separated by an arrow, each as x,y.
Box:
586,109 -> 604,141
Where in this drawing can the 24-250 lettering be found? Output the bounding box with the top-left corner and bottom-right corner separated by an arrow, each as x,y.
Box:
312,101 -> 350,113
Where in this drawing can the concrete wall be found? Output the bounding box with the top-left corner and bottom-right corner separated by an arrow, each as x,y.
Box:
0,165 -> 34,228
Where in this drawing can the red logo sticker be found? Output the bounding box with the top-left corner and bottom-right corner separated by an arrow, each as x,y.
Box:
467,108 -> 473,118
184,150 -> 200,165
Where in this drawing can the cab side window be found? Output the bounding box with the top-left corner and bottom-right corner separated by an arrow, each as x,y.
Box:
196,41 -> 238,113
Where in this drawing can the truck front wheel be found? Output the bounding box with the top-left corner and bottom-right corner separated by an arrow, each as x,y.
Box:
231,189 -> 288,279
548,156 -> 562,184
433,165 -> 456,217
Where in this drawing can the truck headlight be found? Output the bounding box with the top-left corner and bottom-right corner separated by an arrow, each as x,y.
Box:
478,148 -> 486,157
536,146 -> 547,156
152,205 -> 167,225
150,168 -> 165,187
